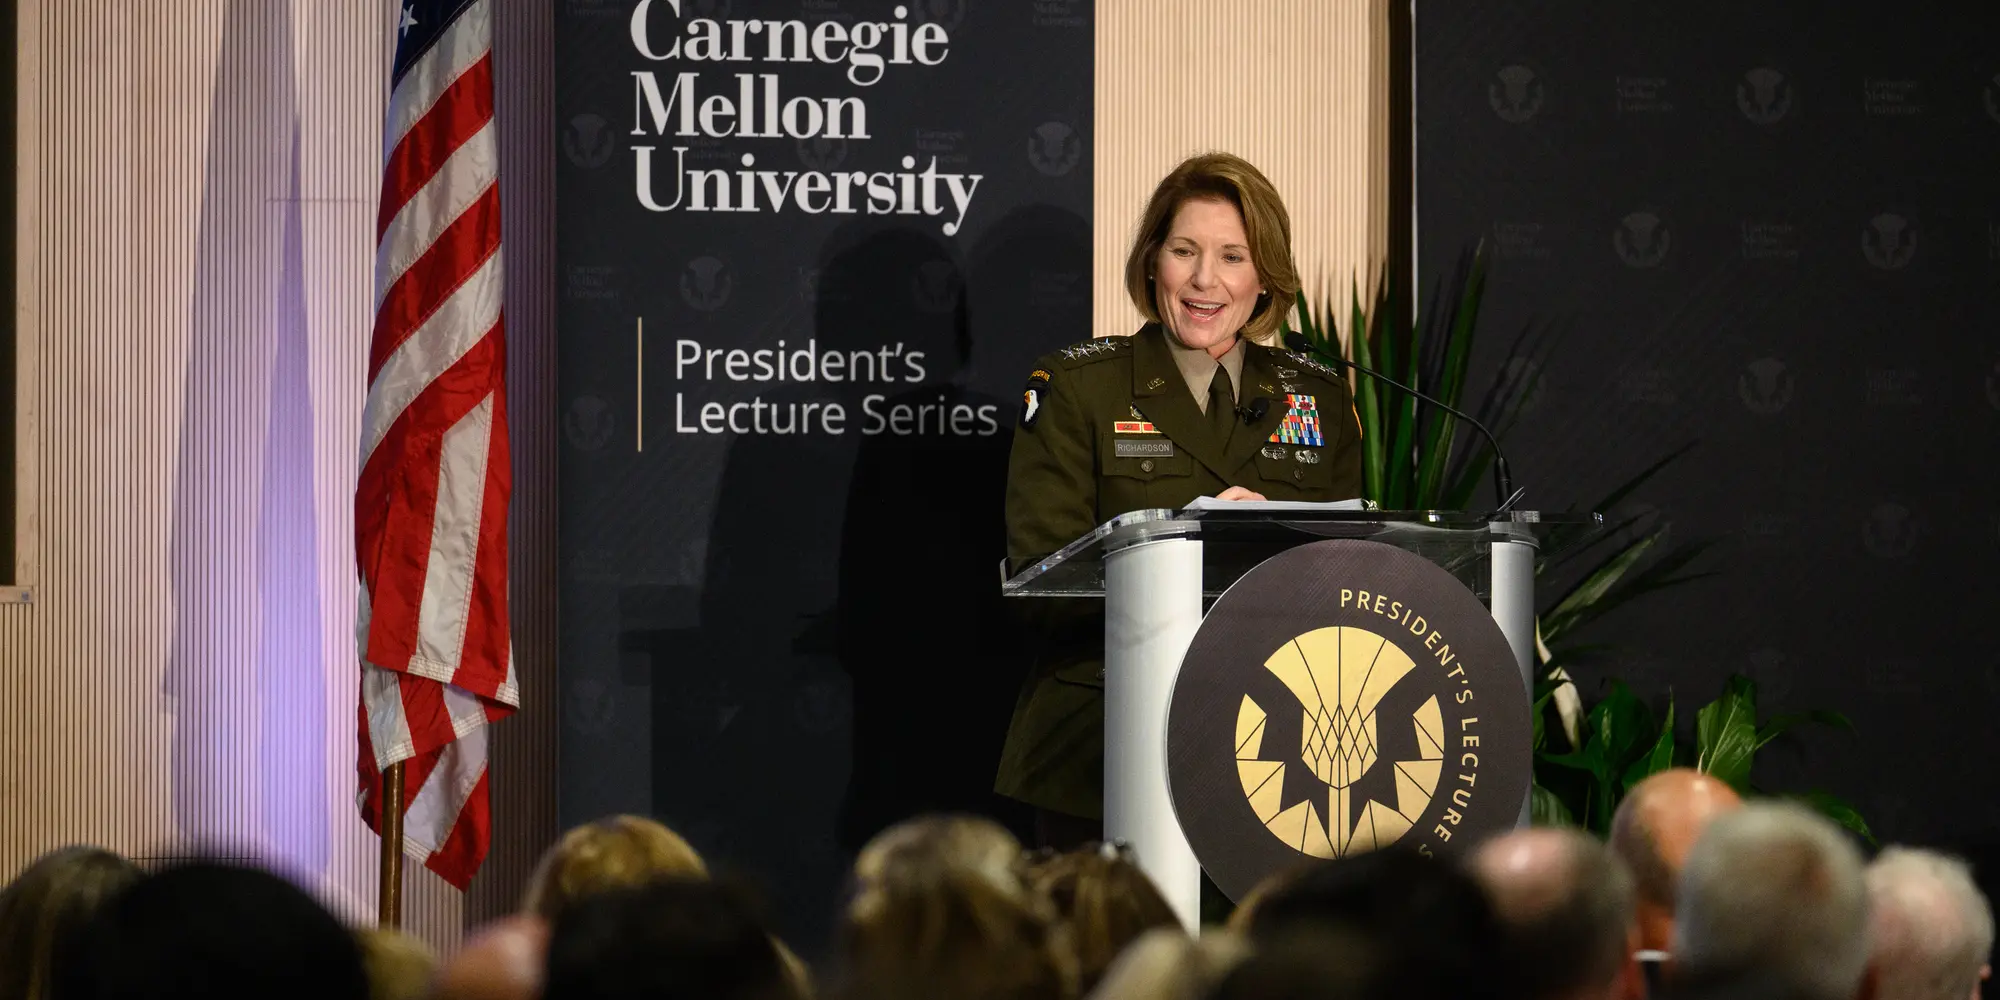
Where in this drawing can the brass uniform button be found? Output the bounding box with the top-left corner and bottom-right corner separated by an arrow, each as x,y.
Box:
1292,468 -> 1304,482
1140,459 -> 1155,473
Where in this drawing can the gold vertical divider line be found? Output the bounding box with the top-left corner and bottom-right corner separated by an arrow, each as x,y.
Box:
637,316 -> 644,452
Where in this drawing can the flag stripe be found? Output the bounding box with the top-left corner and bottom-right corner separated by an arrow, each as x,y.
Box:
376,125 -> 495,307
360,255 -> 502,467
359,327 -> 502,673
412,395 -> 492,675
383,0 -> 492,155
379,52 -> 495,239
362,0 -> 510,894
369,182 -> 502,384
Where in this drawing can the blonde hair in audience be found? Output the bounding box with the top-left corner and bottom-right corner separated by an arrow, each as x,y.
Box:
837,815 -> 1078,1000
1025,846 -> 1181,991
521,814 -> 708,920
0,844 -> 141,1000
354,927 -> 438,1000
1089,927 -> 1249,1000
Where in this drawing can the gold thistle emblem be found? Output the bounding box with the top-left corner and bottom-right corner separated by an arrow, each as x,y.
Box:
1234,626 -> 1444,857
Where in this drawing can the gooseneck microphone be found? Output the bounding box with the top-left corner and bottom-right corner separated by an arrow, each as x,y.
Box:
1281,332 -> 1521,512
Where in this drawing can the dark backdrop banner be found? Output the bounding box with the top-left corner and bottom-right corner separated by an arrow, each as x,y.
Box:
1417,1 -> 2000,856
554,0 -> 1092,945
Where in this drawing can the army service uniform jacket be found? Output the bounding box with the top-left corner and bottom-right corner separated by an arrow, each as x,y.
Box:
996,323 -> 1364,818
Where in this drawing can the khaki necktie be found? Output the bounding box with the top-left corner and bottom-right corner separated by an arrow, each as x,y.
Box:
1206,364 -> 1235,445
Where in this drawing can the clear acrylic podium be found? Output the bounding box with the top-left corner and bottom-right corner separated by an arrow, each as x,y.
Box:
1001,508 -> 1602,927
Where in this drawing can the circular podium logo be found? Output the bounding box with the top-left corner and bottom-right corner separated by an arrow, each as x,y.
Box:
1166,539 -> 1532,901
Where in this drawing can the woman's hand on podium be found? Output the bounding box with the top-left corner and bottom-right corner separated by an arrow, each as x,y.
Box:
1214,486 -> 1268,502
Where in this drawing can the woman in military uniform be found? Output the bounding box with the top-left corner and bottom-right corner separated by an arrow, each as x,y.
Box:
996,152 -> 1365,837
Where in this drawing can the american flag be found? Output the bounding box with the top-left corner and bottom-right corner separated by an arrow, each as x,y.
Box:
356,0 -> 513,890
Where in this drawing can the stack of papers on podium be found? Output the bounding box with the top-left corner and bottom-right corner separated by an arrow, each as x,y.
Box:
1182,497 -> 1375,513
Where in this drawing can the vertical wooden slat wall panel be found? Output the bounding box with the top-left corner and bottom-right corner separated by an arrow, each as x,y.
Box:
2,0 -> 562,954
1094,0 -> 1390,340
466,0 -> 562,928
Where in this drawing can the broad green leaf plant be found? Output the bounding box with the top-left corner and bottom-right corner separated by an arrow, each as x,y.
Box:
1283,244 -> 1871,842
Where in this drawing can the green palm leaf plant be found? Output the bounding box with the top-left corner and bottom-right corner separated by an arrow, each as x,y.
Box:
1281,243 -> 1871,841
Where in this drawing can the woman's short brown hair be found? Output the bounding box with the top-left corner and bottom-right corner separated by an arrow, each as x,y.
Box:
836,815 -> 1078,1000
521,815 -> 707,920
1124,152 -> 1300,345
1023,847 -> 1181,992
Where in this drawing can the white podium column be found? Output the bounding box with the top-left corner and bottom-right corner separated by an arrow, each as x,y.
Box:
1103,534 -> 1204,930
1488,528 -> 1538,825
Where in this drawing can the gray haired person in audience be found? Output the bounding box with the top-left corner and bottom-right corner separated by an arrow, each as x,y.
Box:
1471,827 -> 1645,1000
1866,847 -> 1993,1000
1671,801 -> 1875,1000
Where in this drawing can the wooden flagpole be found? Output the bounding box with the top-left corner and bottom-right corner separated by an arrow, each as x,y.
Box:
378,760 -> 406,928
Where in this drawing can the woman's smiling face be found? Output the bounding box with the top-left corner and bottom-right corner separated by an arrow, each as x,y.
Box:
1153,196 -> 1264,359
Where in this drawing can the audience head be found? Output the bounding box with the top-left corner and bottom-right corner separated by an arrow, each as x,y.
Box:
1092,928 -> 1248,1000
1237,845 -> 1507,1000
1472,827 -> 1642,1000
1673,801 -> 1872,1000
61,860 -> 367,1000
544,876 -> 799,1000
433,915 -> 549,1000
1866,847 -> 1993,1000
523,814 -> 708,921
1204,925 -> 1382,1000
838,814 -> 1076,1000
1024,843 -> 1181,991
0,845 -> 140,1000
355,927 -> 437,1000
1611,768 -> 1744,952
